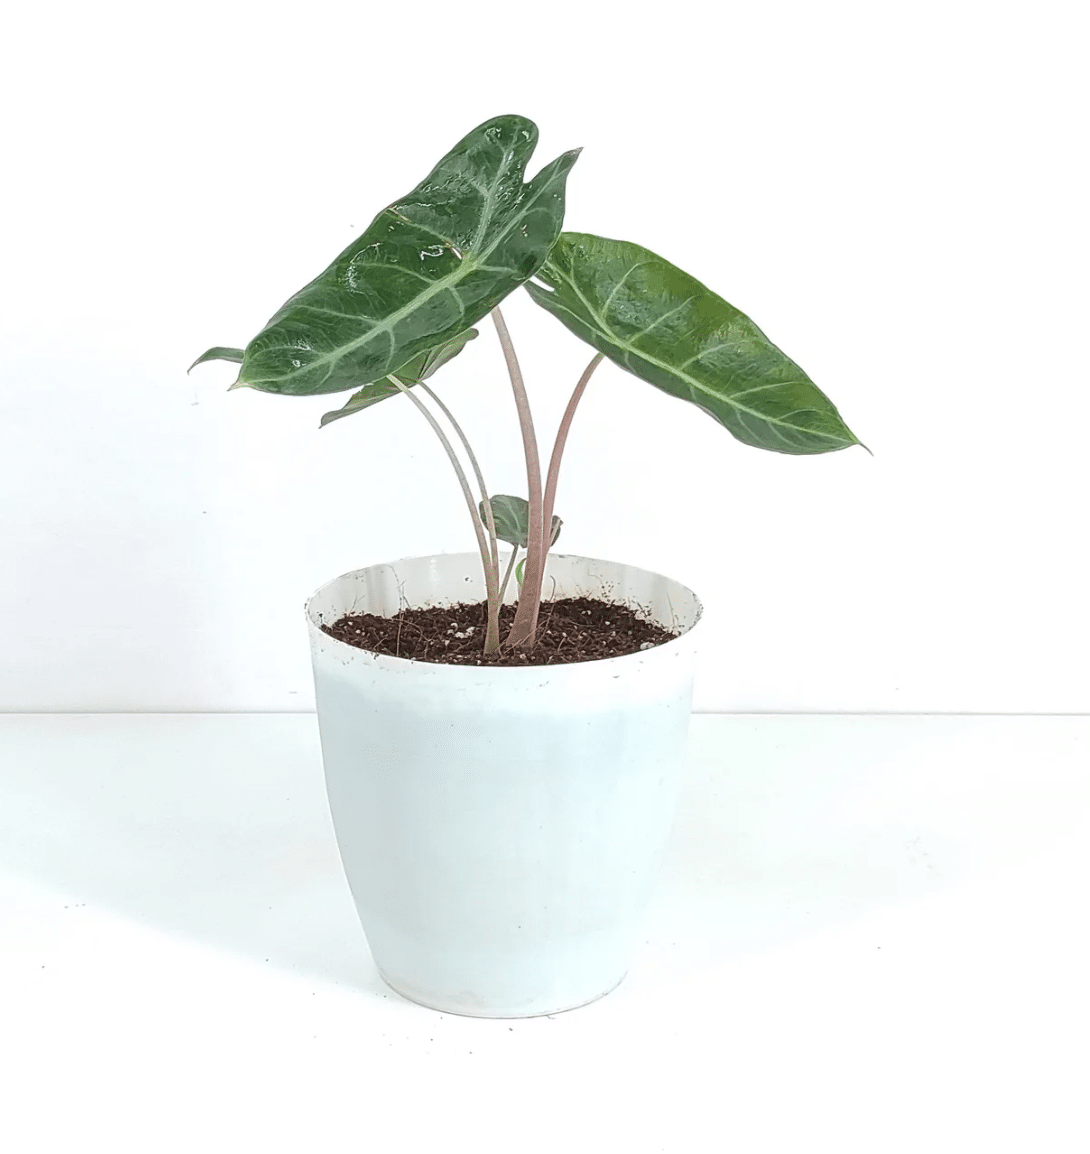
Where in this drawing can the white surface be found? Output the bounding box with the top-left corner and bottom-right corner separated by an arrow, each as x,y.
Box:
306,554 -> 700,1016
2,713 -> 1088,1152
2,0 -> 1088,714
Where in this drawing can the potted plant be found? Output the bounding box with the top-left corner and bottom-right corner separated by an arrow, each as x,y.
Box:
190,114 -> 864,1018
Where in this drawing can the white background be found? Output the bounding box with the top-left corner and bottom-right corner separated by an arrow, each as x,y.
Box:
3,714 -> 1088,1152
2,0 -> 1087,713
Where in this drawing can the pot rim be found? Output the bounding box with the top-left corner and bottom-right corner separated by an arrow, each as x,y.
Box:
305,550 -> 703,672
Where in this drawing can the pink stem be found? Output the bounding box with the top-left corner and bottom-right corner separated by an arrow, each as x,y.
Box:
491,306 -> 544,648
541,352 -> 604,558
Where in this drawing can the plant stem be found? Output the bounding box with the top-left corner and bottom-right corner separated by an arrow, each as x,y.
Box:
498,545 -> 520,605
418,380 -> 502,650
387,376 -> 501,653
491,306 -> 545,648
541,352 -> 604,560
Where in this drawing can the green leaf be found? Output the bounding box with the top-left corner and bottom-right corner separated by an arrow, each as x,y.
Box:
478,494 -> 561,548
525,232 -> 861,455
319,329 -> 477,427
400,327 -> 478,383
229,115 -> 579,397
187,347 -> 244,373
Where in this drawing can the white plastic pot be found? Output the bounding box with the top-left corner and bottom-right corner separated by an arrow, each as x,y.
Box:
305,551 -> 703,1018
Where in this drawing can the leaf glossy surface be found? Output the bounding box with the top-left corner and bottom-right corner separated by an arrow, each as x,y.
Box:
525,233 -> 860,455
235,116 -> 578,397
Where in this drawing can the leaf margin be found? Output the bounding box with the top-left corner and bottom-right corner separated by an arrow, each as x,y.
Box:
231,115 -> 581,398
525,231 -> 863,456
318,328 -> 478,428
478,493 -> 562,548
187,347 -> 244,373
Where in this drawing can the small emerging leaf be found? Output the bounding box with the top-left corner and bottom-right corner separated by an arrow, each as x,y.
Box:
479,494 -> 561,548
515,558 -> 526,587
188,347 -> 244,373
319,329 -> 477,427
525,232 -> 861,455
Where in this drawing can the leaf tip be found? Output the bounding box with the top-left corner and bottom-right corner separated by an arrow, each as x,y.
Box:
190,346 -> 246,373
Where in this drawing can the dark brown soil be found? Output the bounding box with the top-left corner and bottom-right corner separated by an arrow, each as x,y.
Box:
321,596 -> 679,666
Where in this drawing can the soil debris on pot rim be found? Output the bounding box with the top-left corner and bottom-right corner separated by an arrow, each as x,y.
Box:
321,596 -> 679,666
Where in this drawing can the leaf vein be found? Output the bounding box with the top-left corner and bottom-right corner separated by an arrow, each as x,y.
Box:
554,269 -> 850,447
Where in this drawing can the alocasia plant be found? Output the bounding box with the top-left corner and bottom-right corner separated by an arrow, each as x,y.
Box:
191,113 -> 864,656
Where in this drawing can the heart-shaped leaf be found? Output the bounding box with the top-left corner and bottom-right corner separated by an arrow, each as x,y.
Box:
479,494 -> 562,548
525,232 -> 861,455
215,115 -> 578,398
319,329 -> 477,427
